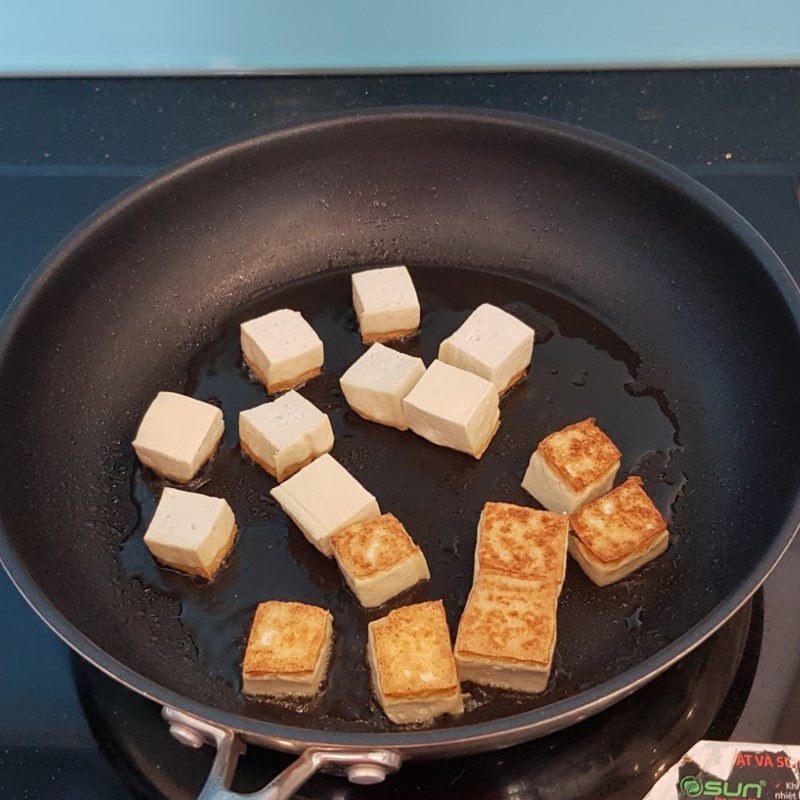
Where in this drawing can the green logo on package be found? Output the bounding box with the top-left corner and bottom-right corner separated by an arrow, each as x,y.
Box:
679,777 -> 704,797
678,775 -> 763,798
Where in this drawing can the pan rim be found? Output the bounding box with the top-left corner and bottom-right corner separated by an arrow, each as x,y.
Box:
1,107 -> 799,754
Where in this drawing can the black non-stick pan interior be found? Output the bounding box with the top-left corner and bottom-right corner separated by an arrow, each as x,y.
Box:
1,112 -> 799,739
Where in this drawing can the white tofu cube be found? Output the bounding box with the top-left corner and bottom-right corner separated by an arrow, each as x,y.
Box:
569,477 -> 669,586
368,600 -> 463,724
340,343 -> 425,430
240,309 -> 323,393
242,601 -> 333,697
133,391 -> 224,483
402,360 -> 499,458
521,418 -> 621,514
330,513 -> 430,607
239,391 -> 334,482
455,572 -> 558,694
351,266 -> 420,343
144,488 -> 237,580
269,454 -> 380,557
438,303 -> 535,394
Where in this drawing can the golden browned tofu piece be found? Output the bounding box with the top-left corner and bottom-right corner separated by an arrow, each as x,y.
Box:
569,476 -> 668,586
521,417 -> 621,514
242,601 -> 333,698
475,502 -> 569,591
455,572 -> 558,693
367,600 -> 463,724
331,513 -> 430,608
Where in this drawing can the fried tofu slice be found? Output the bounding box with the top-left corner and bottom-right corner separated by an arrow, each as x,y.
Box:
331,513 -> 430,608
368,600 -> 463,724
521,417 -> 621,514
455,572 -> 558,693
475,502 -> 569,592
242,601 -> 333,698
569,476 -> 668,586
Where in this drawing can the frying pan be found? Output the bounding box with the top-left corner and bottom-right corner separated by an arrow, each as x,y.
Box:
1,110 -> 800,799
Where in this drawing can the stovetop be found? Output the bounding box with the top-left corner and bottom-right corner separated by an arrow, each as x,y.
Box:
1,70 -> 799,800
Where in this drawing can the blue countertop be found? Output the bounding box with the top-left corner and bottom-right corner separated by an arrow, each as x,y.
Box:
2,0 -> 800,74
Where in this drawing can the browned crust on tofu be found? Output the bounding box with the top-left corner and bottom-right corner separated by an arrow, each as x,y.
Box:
571,528 -> 667,569
206,522 -> 239,580
243,601 -> 331,677
331,513 -> 420,579
473,418 -> 501,460
570,476 -> 667,563
455,573 -> 558,666
361,326 -> 419,345
537,417 -> 621,491
243,351 -> 322,394
369,600 -> 459,699
268,367 -> 323,394
478,503 -> 568,580
350,407 -> 408,431
241,440 -> 279,478
152,523 -> 238,581
240,440 -> 329,482
499,367 -> 528,396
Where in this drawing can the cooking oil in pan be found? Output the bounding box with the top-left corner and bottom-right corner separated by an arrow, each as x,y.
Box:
120,265 -> 684,731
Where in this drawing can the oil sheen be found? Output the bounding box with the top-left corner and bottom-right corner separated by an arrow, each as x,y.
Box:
120,265 -> 684,731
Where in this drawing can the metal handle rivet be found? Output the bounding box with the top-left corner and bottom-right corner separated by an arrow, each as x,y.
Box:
346,764 -> 388,785
168,722 -> 205,749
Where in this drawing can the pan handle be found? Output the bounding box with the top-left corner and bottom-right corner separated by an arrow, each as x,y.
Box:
162,706 -> 402,800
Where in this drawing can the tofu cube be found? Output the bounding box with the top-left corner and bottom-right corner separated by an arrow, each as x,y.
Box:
351,266 -> 420,344
144,488 -> 237,580
475,502 -> 569,593
340,343 -> 425,431
455,572 -> 558,694
270,454 -> 380,557
239,390 -> 334,482
521,417 -> 621,514
368,600 -> 463,724
133,391 -> 224,483
439,303 -> 535,394
242,601 -> 333,697
402,360 -> 500,459
240,309 -> 323,393
569,476 -> 668,586
331,513 -> 430,607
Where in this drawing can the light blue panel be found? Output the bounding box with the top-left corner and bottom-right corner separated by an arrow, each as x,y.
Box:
1,0 -> 800,73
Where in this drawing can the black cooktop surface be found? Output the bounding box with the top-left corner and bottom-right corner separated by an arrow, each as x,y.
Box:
1,70 -> 799,800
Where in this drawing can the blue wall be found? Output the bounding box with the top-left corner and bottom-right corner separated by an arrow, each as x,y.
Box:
2,0 -> 800,74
